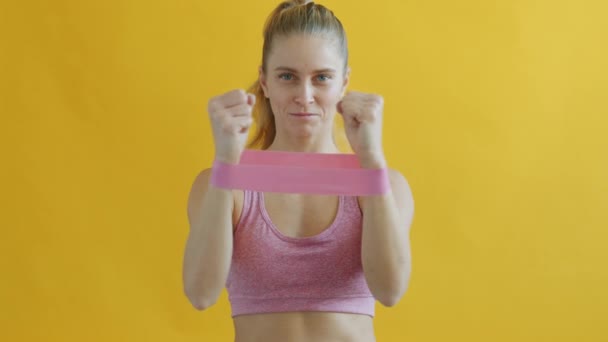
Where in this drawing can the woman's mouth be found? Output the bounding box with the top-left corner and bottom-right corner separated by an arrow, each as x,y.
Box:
290,112 -> 317,117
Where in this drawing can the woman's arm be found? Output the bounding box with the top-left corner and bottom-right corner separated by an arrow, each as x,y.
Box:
183,168 -> 234,310
360,161 -> 415,307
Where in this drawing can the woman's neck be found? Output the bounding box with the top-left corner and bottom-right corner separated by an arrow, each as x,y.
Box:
266,134 -> 340,154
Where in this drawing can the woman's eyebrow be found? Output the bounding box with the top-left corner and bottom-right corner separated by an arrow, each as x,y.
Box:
274,67 -> 336,73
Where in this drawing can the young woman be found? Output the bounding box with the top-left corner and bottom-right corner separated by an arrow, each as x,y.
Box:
183,1 -> 414,341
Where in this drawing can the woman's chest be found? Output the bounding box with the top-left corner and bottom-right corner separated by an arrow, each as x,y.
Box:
263,193 -> 341,238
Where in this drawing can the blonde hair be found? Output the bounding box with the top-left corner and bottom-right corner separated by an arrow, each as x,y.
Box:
247,0 -> 349,149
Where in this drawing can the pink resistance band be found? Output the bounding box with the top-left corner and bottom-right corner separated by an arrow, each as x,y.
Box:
210,150 -> 391,196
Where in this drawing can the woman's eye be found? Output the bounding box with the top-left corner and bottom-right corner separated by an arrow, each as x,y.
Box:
279,73 -> 294,81
316,74 -> 331,82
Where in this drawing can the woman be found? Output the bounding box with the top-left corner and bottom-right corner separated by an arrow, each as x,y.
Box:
183,1 -> 414,341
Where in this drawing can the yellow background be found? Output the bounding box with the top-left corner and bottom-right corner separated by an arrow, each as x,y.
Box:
2,0 -> 607,341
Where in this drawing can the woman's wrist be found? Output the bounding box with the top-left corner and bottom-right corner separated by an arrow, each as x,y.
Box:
358,153 -> 387,169
214,153 -> 240,165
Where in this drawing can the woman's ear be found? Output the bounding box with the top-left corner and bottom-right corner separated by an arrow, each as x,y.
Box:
341,66 -> 351,97
259,66 -> 269,98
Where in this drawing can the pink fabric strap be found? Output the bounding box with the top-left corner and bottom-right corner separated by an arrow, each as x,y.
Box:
210,150 -> 390,196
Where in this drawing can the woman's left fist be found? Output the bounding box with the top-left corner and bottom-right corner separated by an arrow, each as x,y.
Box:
337,91 -> 385,165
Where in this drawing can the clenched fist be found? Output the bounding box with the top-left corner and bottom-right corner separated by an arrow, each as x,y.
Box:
208,89 -> 256,164
337,91 -> 386,167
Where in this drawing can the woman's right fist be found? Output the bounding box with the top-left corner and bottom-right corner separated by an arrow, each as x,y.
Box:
208,89 -> 256,164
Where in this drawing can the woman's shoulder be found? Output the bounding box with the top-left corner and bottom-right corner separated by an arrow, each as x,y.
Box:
356,167 -> 413,210
187,168 -> 244,233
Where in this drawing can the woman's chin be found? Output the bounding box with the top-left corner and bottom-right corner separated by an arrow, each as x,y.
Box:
287,124 -> 318,138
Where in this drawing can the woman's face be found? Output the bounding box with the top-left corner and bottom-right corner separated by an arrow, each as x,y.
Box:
260,34 -> 349,138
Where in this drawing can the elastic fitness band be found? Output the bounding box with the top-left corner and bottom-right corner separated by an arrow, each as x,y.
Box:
210,150 -> 390,196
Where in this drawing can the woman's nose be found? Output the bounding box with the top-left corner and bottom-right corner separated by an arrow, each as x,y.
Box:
294,82 -> 314,105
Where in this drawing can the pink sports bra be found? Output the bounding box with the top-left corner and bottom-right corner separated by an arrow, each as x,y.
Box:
225,190 -> 376,318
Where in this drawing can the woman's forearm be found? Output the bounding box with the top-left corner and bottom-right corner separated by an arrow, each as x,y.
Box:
183,170 -> 234,310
